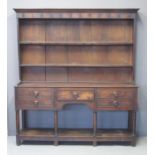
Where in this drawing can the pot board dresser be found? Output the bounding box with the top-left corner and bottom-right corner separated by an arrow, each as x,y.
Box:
14,9 -> 138,146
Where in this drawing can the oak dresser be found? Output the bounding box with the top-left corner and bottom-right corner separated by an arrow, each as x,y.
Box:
14,9 -> 138,146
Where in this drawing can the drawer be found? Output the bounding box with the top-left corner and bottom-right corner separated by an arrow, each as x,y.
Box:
16,88 -> 52,98
96,88 -> 136,99
16,97 -> 53,109
56,89 -> 94,101
96,98 -> 136,110
15,88 -> 54,109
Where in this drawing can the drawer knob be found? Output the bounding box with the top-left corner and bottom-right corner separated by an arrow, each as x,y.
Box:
72,91 -> 79,98
113,91 -> 118,97
33,100 -> 39,105
33,91 -> 39,97
112,100 -> 119,107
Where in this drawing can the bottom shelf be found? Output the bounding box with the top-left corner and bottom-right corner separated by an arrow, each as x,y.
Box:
97,129 -> 132,137
19,129 -> 55,137
18,129 -> 135,143
58,129 -> 93,137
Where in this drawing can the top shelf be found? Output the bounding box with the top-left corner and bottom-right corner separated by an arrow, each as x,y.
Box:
19,41 -> 133,46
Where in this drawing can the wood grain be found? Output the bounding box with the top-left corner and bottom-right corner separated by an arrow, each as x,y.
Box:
21,45 -> 45,65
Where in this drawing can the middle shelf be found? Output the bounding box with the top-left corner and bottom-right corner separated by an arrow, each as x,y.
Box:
20,44 -> 133,67
19,41 -> 133,46
20,64 -> 133,67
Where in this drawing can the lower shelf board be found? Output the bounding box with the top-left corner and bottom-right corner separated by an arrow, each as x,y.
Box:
18,129 -> 134,142
19,129 -> 55,138
58,129 -> 93,137
97,129 -> 133,137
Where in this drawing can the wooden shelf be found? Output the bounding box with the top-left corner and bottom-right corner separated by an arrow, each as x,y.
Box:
19,129 -> 55,138
20,64 -> 133,67
19,129 -> 132,138
96,129 -> 133,138
17,82 -> 137,88
58,129 -> 93,137
19,41 -> 133,46
20,64 -> 45,67
58,129 -> 132,138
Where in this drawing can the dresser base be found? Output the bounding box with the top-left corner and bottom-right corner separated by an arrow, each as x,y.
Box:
15,83 -> 137,146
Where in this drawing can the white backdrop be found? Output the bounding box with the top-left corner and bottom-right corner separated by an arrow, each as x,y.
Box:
7,0 -> 147,136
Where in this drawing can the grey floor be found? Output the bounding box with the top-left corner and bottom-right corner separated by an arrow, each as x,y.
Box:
7,136 -> 147,155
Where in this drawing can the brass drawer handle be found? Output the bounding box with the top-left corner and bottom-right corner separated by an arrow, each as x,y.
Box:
112,100 -> 119,107
33,91 -> 39,97
112,91 -> 118,97
33,100 -> 39,106
72,91 -> 79,98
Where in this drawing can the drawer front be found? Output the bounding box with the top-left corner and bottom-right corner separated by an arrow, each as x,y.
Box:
16,98 -> 53,109
16,88 -> 51,98
96,88 -> 136,99
96,98 -> 136,110
16,88 -> 54,109
56,89 -> 94,101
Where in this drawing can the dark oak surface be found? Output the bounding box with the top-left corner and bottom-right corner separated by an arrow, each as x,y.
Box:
17,82 -> 137,88
15,9 -> 138,146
